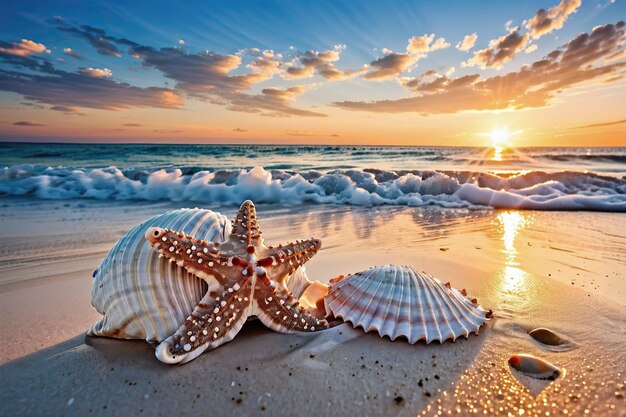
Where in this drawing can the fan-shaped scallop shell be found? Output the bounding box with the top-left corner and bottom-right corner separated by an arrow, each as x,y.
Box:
88,208 -> 232,342
324,265 -> 490,343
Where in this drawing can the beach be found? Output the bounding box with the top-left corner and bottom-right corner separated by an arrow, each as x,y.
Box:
1,197 -> 624,416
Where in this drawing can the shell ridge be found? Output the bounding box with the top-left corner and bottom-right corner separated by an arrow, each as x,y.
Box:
434,279 -> 472,340
359,267 -> 392,334
440,282 -> 483,337
446,283 -> 489,325
424,273 -> 458,343
334,268 -> 381,331
389,266 -> 408,341
374,266 -> 397,338
410,270 -> 428,344
327,268 -> 373,320
155,213 -> 191,338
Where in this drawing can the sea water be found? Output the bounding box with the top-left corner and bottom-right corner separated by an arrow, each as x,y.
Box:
1,143 -> 625,211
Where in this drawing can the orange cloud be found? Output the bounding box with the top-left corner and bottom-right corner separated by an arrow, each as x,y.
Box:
463,30 -> 530,69
79,67 -> 112,78
526,0 -> 582,39
0,39 -> 49,56
365,34 -> 449,80
456,33 -> 478,52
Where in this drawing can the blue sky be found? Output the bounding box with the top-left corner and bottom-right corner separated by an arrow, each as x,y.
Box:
0,0 -> 624,145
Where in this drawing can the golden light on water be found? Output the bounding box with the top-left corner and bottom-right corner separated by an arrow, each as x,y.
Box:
479,128 -> 524,161
493,146 -> 504,161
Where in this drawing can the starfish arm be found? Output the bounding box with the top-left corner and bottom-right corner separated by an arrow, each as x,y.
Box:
145,227 -> 254,285
223,200 -> 262,252
253,277 -> 329,334
257,238 -> 322,286
155,279 -> 252,364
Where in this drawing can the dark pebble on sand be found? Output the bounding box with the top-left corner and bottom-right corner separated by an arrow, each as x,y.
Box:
529,328 -> 563,346
393,396 -> 405,405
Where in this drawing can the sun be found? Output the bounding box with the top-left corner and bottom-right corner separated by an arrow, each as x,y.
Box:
490,129 -> 510,148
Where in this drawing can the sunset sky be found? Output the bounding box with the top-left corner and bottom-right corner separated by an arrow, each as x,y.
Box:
0,0 -> 624,146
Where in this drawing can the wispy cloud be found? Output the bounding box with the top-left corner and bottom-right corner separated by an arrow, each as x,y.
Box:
14,120 -> 45,126
572,119 -> 626,129
50,105 -> 85,116
63,47 -> 83,59
55,20 -> 136,57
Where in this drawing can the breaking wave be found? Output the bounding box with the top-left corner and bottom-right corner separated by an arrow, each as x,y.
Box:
2,165 -> 625,212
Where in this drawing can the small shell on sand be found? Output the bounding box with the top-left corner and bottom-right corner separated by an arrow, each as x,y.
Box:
508,354 -> 561,380
528,328 -> 563,346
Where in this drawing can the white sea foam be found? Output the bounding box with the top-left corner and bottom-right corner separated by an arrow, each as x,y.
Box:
1,165 -> 625,211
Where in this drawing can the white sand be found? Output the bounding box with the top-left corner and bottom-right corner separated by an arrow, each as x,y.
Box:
0,198 -> 625,416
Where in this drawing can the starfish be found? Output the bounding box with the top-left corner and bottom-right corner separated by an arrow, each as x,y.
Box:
145,200 -> 329,364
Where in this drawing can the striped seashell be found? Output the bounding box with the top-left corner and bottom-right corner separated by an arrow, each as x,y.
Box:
88,208 -> 231,342
324,265 -> 490,344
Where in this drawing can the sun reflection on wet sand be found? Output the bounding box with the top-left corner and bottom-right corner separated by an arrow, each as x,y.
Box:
498,211 -> 528,266
494,211 -> 534,312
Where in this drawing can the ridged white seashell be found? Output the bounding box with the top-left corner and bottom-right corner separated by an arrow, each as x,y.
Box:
324,265 -> 490,344
88,208 -> 231,342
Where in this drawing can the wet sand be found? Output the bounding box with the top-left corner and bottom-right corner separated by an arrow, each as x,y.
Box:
0,198 -> 625,416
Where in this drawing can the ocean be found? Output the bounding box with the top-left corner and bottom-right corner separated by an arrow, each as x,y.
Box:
1,143 -> 625,211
